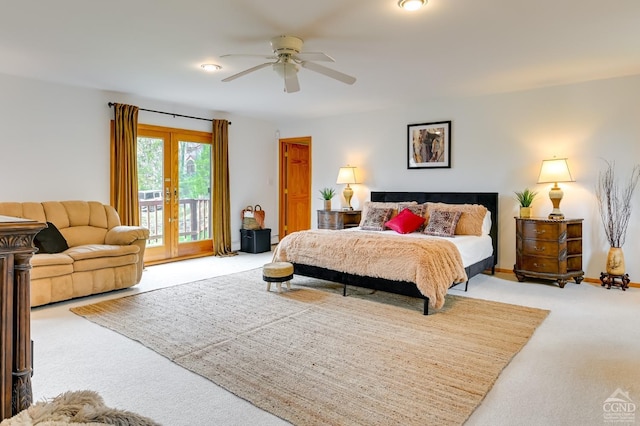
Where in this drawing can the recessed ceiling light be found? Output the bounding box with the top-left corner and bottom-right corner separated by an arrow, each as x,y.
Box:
201,64 -> 222,72
398,0 -> 426,11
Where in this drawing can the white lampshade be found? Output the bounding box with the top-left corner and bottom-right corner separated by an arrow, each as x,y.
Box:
336,166 -> 358,185
537,158 -> 574,184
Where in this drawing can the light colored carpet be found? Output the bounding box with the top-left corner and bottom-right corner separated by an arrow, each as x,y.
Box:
71,269 -> 549,426
0,390 -> 159,426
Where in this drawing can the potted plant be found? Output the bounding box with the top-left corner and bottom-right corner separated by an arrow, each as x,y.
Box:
514,188 -> 537,218
319,187 -> 336,210
595,160 -> 640,276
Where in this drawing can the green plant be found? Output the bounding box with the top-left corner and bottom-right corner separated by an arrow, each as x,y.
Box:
514,188 -> 537,207
318,187 -> 336,200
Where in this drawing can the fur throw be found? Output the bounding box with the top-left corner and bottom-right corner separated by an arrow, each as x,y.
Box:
273,229 -> 467,309
0,390 -> 159,426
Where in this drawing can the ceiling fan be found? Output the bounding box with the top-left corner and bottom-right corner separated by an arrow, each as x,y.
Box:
221,35 -> 356,93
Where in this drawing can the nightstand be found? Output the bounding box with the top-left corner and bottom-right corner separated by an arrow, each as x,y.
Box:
514,217 -> 584,288
317,210 -> 362,230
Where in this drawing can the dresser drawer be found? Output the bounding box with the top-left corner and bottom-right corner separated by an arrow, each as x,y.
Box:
519,255 -> 563,274
521,221 -> 562,240
521,239 -> 561,257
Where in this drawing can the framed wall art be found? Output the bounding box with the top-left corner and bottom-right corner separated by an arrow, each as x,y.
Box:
407,120 -> 451,169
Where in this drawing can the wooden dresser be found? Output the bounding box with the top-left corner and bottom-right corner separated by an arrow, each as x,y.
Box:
514,217 -> 584,288
317,210 -> 362,230
0,216 -> 45,420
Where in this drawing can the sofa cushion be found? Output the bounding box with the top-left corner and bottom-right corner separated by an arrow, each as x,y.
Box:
34,222 -> 69,254
60,201 -> 109,228
65,244 -> 140,261
31,253 -> 74,281
31,253 -> 74,267
73,253 -> 139,272
62,226 -> 108,247
31,264 -> 74,280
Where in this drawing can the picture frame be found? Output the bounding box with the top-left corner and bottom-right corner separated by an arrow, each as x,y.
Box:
407,120 -> 451,169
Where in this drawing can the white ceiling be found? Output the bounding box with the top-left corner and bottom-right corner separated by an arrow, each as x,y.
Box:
2,0 -> 640,122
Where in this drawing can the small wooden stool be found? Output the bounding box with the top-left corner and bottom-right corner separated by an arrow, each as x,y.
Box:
263,262 -> 294,292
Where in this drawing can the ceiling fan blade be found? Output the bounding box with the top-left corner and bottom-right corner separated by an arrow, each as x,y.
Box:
221,54 -> 277,60
284,68 -> 300,93
221,62 -> 273,82
300,61 -> 356,85
292,52 -> 335,62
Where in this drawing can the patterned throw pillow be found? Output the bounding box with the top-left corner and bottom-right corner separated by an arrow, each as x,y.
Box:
385,208 -> 426,234
360,207 -> 394,231
423,210 -> 462,237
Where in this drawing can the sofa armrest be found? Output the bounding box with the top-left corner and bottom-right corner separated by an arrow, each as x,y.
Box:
105,226 -> 150,245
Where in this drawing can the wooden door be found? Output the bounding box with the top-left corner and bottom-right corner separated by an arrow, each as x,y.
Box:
279,137 -> 311,238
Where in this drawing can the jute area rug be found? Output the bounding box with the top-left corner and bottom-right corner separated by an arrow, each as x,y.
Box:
71,269 -> 549,426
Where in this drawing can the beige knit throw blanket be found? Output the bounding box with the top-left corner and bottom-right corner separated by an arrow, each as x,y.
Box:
273,229 -> 467,309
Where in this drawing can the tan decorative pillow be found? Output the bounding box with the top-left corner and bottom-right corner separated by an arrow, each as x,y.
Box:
359,201 -> 417,227
360,207 -> 394,231
425,203 -> 488,236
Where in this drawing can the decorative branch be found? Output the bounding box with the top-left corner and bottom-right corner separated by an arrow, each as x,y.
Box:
595,160 -> 640,247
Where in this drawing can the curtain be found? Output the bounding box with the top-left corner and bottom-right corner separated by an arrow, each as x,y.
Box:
112,103 -> 140,226
212,119 -> 236,256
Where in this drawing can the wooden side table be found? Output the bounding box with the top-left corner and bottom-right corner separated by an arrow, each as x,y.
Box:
513,217 -> 584,288
317,210 -> 361,230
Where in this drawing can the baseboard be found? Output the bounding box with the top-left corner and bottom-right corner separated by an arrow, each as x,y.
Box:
493,267 -> 639,288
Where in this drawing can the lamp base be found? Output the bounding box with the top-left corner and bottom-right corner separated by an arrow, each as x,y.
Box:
547,185 -> 564,220
343,184 -> 354,210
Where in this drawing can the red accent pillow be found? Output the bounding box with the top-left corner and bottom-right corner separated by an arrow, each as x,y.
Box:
384,208 -> 426,234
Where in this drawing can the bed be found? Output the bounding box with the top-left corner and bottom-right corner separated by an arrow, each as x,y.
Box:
274,191 -> 499,315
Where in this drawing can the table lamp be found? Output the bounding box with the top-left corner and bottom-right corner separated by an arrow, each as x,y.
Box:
336,166 -> 358,210
537,157 -> 574,219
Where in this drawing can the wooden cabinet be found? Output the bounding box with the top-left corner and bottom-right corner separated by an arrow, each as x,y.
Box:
514,217 -> 584,288
317,210 -> 362,230
0,216 -> 45,420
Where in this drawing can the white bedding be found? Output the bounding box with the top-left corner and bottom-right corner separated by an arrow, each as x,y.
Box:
345,228 -> 493,268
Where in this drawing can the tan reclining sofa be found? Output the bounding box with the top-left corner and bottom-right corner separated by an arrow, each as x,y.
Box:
0,201 -> 149,307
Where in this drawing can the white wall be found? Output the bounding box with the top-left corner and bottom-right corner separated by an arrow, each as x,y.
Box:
278,75 -> 640,282
3,71 -> 639,280
0,73 -> 279,249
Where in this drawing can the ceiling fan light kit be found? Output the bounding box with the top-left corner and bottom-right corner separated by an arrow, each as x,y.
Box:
398,0 -> 427,11
200,64 -> 221,72
221,35 -> 356,93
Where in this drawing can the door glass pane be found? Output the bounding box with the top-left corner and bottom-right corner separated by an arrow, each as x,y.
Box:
137,137 -> 164,246
178,141 -> 211,243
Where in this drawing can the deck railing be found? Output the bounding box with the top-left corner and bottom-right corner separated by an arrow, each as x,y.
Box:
139,198 -> 210,246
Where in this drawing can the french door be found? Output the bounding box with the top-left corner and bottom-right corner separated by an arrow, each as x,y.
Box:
137,124 -> 213,264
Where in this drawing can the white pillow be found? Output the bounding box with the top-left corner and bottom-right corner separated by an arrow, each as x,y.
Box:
481,211 -> 492,235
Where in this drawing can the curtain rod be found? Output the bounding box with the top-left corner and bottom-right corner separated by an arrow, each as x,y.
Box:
107,102 -> 231,125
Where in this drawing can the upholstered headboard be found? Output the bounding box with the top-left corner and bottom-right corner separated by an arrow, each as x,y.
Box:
370,191 -> 499,266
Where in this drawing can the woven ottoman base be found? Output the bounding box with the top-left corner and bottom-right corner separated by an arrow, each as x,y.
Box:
263,262 -> 294,292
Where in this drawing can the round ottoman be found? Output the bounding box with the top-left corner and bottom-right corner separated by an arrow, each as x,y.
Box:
263,262 -> 294,292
